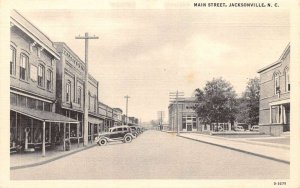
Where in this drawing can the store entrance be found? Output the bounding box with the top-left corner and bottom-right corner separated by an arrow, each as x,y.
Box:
283,103 -> 290,132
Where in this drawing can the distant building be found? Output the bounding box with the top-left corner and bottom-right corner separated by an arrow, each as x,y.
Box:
168,97 -> 200,132
257,44 -> 290,136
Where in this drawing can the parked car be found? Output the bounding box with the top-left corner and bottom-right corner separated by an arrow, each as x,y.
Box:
235,126 -> 245,132
94,125 -> 135,146
128,126 -> 140,137
250,125 -> 259,132
236,123 -> 249,131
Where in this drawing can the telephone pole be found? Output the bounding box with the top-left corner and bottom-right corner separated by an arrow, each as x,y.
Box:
169,91 -> 184,135
124,95 -> 130,125
75,32 -> 99,146
157,111 -> 165,131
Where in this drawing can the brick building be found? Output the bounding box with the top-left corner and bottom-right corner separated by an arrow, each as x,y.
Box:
168,97 -> 200,132
257,44 -> 290,136
54,42 -> 101,144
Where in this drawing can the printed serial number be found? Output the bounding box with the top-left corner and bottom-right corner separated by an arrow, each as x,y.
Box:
274,182 -> 286,186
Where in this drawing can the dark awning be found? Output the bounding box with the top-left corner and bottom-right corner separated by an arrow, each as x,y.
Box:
88,115 -> 102,124
11,105 -> 79,123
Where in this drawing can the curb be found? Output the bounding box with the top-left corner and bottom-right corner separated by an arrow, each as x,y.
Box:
191,133 -> 290,150
177,135 -> 290,165
11,144 -> 97,170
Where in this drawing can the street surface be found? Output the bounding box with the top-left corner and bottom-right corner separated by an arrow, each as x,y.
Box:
11,130 -> 289,179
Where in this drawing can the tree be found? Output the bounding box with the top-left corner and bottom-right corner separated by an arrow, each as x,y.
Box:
236,77 -> 260,125
194,78 -> 237,131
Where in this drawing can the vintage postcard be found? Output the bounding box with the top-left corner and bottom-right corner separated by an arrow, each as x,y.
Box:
0,0 -> 299,188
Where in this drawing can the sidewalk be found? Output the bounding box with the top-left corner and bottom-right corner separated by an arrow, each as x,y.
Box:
11,142 -> 97,170
178,133 -> 289,164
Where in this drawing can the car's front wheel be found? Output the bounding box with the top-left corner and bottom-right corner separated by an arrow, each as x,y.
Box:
124,135 -> 132,143
98,138 -> 107,146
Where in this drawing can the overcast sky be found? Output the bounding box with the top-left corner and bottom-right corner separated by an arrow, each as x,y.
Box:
19,9 -> 289,122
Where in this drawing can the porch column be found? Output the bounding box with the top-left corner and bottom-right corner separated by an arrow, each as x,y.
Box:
42,121 -> 46,157
91,123 -> 94,143
280,105 -> 283,124
31,119 -> 33,144
77,123 -> 79,147
49,122 -> 51,143
282,105 -> 286,124
63,122 -> 66,151
269,106 -> 272,124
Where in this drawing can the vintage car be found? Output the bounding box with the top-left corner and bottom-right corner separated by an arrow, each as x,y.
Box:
235,126 -> 245,132
94,125 -> 135,146
250,125 -> 259,132
129,126 -> 143,137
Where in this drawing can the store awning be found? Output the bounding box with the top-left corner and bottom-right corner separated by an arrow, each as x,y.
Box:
11,105 -> 79,123
88,115 -> 102,124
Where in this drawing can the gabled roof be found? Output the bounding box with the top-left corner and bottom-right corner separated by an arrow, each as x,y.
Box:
257,43 -> 290,73
11,10 -> 60,59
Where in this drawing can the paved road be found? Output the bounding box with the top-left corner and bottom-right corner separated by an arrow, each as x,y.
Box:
11,130 -> 289,179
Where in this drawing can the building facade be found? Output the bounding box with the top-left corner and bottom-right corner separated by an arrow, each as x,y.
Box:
168,97 -> 200,132
113,108 -> 123,126
10,10 -> 143,156
10,10 -> 79,156
54,42 -> 101,144
257,44 -> 290,136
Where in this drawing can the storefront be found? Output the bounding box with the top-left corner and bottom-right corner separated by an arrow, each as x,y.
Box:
269,99 -> 290,132
10,105 -> 80,156
88,115 -> 102,143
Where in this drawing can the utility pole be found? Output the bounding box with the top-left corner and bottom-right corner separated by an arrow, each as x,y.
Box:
157,111 -> 164,131
124,95 -> 130,125
169,91 -> 184,135
75,32 -> 99,146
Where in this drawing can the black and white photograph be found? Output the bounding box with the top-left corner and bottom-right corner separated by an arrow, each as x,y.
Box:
1,0 -> 300,188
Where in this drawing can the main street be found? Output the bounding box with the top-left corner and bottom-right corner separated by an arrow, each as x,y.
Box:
11,130 -> 289,180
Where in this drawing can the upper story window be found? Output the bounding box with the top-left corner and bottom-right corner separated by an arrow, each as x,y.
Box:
66,81 -> 71,103
274,73 -> 280,95
10,46 -> 16,75
38,64 -> 45,87
285,68 -> 290,92
94,96 -> 97,112
20,53 -> 28,80
88,92 -> 91,110
46,69 -> 53,91
77,87 -> 82,106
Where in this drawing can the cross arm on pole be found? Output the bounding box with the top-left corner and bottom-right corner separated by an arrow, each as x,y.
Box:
75,35 -> 99,40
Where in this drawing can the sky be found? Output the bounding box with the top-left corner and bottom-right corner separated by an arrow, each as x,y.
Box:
19,8 -> 289,122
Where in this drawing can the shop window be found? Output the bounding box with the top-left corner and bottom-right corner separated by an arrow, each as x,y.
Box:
27,97 -> 36,109
38,64 -> 45,87
46,69 -> 53,91
10,46 -> 16,75
20,54 -> 28,80
271,106 -> 281,124
66,81 -> 71,103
